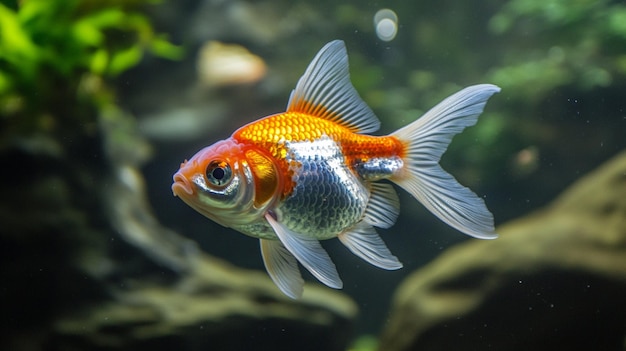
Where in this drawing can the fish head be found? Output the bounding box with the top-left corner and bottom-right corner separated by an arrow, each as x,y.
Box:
172,138 -> 282,228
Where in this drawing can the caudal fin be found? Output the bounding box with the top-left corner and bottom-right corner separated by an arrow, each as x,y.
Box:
390,84 -> 500,239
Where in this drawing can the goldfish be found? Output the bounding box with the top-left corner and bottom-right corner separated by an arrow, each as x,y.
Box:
172,40 -> 500,298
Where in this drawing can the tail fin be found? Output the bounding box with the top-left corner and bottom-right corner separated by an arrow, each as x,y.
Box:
390,84 -> 500,239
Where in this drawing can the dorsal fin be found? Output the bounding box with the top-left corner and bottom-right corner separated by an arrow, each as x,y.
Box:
286,40 -> 381,134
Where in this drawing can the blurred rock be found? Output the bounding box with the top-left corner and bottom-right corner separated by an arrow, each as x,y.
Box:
51,255 -> 356,351
197,41 -> 267,87
379,151 -> 626,351
137,104 -> 228,142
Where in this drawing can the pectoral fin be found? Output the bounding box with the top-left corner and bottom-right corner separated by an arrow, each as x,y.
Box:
260,239 -> 304,299
265,213 -> 343,289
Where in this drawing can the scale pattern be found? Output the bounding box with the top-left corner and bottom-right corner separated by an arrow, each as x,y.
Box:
232,112 -> 406,240
276,135 -> 369,239
233,112 -> 405,196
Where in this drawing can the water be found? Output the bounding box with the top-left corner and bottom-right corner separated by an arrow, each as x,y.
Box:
2,0 -> 625,350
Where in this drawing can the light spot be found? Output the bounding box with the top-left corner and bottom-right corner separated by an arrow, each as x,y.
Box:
374,9 -> 398,42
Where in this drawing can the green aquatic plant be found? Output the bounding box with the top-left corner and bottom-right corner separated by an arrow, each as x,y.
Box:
488,0 -> 626,101
346,334 -> 378,351
0,0 -> 181,144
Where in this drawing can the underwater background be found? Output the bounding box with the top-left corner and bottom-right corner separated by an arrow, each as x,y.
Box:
1,0 -> 625,350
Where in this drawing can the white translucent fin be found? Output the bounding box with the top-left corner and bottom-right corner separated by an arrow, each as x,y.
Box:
391,84 -> 501,239
338,222 -> 403,270
265,214 -> 343,289
364,182 -> 400,229
286,40 -> 381,134
260,239 -> 304,299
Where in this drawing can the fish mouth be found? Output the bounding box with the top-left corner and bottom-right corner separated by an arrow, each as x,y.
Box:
172,172 -> 194,196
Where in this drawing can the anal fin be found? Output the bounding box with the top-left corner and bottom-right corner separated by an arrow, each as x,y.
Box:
363,182 -> 400,229
338,222 -> 402,270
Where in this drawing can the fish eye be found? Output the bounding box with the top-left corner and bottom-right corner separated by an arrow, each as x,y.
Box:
205,160 -> 232,186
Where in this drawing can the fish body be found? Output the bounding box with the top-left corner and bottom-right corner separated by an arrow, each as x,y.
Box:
172,40 -> 500,298
232,112 -> 404,238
